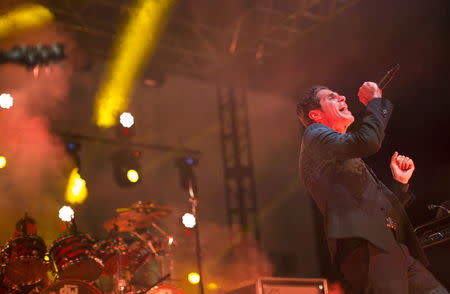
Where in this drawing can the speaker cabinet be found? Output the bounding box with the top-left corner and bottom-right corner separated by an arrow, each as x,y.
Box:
225,277 -> 328,294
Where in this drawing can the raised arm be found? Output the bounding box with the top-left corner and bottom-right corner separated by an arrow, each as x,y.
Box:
305,97 -> 394,159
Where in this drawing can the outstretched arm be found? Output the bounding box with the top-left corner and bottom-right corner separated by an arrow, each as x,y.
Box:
305,82 -> 392,160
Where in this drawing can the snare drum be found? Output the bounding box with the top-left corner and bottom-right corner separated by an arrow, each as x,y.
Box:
1,235 -> 48,287
39,279 -> 101,294
49,233 -> 103,281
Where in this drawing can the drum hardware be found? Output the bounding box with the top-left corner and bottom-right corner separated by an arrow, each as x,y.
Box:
97,201 -> 176,293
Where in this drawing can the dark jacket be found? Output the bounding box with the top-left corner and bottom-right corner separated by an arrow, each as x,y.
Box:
299,98 -> 428,265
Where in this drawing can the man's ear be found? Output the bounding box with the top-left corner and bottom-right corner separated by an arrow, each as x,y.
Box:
308,109 -> 322,122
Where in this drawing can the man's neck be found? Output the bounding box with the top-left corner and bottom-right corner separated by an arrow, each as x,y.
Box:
325,121 -> 348,133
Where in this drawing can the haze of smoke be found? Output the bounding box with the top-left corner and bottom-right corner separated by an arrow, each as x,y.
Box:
174,222 -> 273,293
0,25 -> 76,243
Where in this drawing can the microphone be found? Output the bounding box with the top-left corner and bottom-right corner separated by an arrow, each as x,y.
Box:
428,203 -> 450,215
378,64 -> 400,90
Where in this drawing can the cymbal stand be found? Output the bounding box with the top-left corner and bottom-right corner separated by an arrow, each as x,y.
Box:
150,222 -> 176,285
114,238 -> 130,294
130,231 -> 159,257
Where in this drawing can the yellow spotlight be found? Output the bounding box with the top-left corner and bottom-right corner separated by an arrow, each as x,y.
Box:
0,156 -> 6,168
188,272 -> 200,285
207,283 -> 219,291
93,0 -> 177,128
65,168 -> 88,204
126,169 -> 140,183
0,4 -> 54,40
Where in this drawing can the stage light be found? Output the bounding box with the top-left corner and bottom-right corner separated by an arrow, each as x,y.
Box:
182,213 -> 196,228
58,206 -> 74,222
1,44 -> 65,69
0,93 -> 13,109
65,168 -> 88,204
126,169 -> 140,183
168,236 -> 174,246
188,272 -> 200,285
65,141 -> 81,168
93,0 -> 177,128
175,156 -> 199,195
119,112 -> 134,128
111,148 -> 142,187
207,283 -> 219,290
0,4 -> 54,39
0,156 -> 6,169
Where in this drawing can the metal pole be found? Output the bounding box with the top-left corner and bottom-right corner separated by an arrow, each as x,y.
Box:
189,181 -> 205,294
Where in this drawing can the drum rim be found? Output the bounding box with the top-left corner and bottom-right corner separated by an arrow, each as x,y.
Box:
3,235 -> 47,250
49,233 -> 96,252
56,255 -> 104,270
147,285 -> 186,293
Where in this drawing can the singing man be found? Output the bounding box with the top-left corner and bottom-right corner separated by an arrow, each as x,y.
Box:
297,82 -> 448,294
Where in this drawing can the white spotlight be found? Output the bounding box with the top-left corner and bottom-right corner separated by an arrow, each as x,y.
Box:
119,112 -> 134,128
0,93 -> 13,109
182,213 -> 196,228
59,206 -> 74,222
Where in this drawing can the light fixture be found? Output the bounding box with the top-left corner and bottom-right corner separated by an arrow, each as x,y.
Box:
188,272 -> 200,285
182,213 -> 196,228
126,169 -> 140,183
58,206 -> 74,222
0,93 -> 13,109
111,148 -> 142,187
0,156 -> 6,169
119,112 -> 134,128
65,168 -> 88,204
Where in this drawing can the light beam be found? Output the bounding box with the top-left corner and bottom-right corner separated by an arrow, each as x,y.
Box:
94,0 -> 177,128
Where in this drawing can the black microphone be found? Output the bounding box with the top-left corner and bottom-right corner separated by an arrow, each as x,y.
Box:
378,64 -> 400,90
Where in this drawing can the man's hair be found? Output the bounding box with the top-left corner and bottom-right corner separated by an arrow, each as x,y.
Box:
296,85 -> 328,126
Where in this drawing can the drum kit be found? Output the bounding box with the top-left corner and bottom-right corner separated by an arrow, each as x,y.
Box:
0,201 -> 185,294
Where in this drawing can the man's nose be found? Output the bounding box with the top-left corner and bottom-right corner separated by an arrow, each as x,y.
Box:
338,95 -> 346,102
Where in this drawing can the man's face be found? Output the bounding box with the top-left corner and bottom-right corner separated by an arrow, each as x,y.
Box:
310,88 -> 354,132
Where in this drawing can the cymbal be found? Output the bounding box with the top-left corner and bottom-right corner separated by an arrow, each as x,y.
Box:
116,201 -> 172,216
103,201 -> 172,232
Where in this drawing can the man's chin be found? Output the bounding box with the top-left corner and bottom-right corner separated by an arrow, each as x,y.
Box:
345,115 -> 355,125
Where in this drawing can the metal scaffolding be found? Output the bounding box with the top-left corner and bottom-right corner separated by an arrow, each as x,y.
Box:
34,0 -> 360,78
217,86 -> 260,243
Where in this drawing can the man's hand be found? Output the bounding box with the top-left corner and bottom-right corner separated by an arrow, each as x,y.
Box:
390,151 -> 415,184
358,82 -> 382,106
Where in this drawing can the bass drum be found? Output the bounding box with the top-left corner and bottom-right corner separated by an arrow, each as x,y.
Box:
39,280 -> 101,294
145,286 -> 186,294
